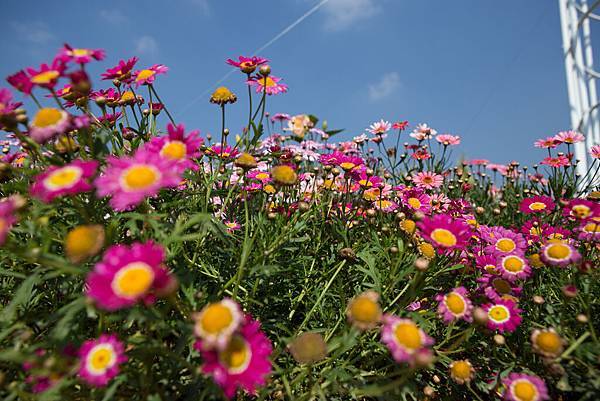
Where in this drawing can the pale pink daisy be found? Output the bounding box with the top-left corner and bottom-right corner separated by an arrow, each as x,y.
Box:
412,171 -> 444,189
410,123 -> 437,140
366,120 -> 391,136
436,134 -> 461,146
554,130 -> 584,144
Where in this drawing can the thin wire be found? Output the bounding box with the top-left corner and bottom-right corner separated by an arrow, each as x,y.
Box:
176,0 -> 330,118
462,4 -> 552,136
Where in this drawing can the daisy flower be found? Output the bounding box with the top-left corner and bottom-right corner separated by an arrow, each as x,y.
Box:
496,253 -> 531,282
85,241 -> 175,311
193,298 -> 244,350
373,199 -> 399,213
346,291 -> 382,330
540,155 -> 570,168
57,44 -> 105,64
531,328 -> 564,358
393,120 -> 409,131
484,299 -> 522,333
247,170 -> 272,184
26,59 -> 66,90
101,57 -> 139,83
28,107 -> 70,143
502,373 -> 549,401
483,227 -> 527,257
271,165 -> 298,186
226,56 -> 268,74
540,241 -> 581,267
195,316 -> 273,399
247,75 -> 288,95
7,70 -> 34,95
474,254 -> 498,273
145,123 -> 203,171
577,219 -> 600,241
554,130 -> 584,144
402,190 -> 432,214
412,171 -> 444,189
206,144 -> 240,160
436,134 -> 461,146
224,221 -> 241,232
562,198 -> 597,220
380,315 -> 434,365
30,160 -> 98,203
591,145 -> 600,159
519,196 -> 555,214
435,287 -> 473,323
534,137 -> 560,148
95,149 -> 182,211
78,334 -> 127,387
410,123 -> 437,140
0,197 -> 18,245
418,213 -> 472,251
133,64 -> 168,87
64,225 -> 105,263
449,359 -> 475,384
366,120 -> 391,136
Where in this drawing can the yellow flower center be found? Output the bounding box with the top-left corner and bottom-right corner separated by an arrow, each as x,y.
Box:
408,197 -> 421,209
496,238 -> 516,252
359,179 -> 373,187
430,228 -> 457,247
512,380 -> 538,401
263,184 -> 276,194
529,227 -> 543,236
536,331 -> 561,353
121,165 -> 160,191
546,243 -> 570,260
88,345 -> 116,373
0,218 -> 5,233
401,219 -> 416,234
136,69 -> 155,82
583,223 -> 600,233
271,165 -> 297,186
376,200 -> 392,210
121,91 -> 135,102
419,242 -> 435,258
394,322 -> 422,350
339,162 -> 356,171
33,108 -> 63,128
111,262 -> 154,299
260,77 -> 276,88
31,70 -> 59,84
571,205 -> 590,218
199,303 -> 234,334
71,48 -> 90,57
211,86 -> 234,101
219,335 -> 251,373
160,141 -> 186,160
528,202 -> 547,211
65,225 -> 103,261
256,172 -> 270,181
488,305 -> 509,322
445,293 -> 466,314
503,256 -> 524,273
43,166 -> 82,190
450,360 -> 471,380
350,297 -> 380,323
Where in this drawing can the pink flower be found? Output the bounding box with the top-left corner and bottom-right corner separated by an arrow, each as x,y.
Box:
57,44 -> 105,64
102,57 -> 139,83
380,315 -> 434,365
30,160 -> 98,202
502,373 -> 549,401
410,123 -> 437,140
591,145 -> 600,159
145,123 -> 203,171
554,130 -> 584,144
435,287 -> 473,323
534,137 -> 560,149
482,226 -> 527,257
95,148 -> 182,211
577,219 -> 600,242
540,155 -> 570,167
6,70 -> 34,95
392,120 -> 409,130
226,56 -> 268,74
206,144 -> 240,160
85,241 -> 175,311
412,171 -> 444,189
133,64 -> 168,87
26,58 -> 66,90
483,299 -> 522,333
540,242 -> 581,267
436,134 -> 461,146
78,334 -> 127,386
0,197 -> 18,245
496,253 -> 532,282
366,120 -> 391,136
247,74 -> 288,95
195,315 -> 273,399
418,213 -> 472,251
519,196 -> 555,214
562,198 -> 598,220
28,107 -> 71,143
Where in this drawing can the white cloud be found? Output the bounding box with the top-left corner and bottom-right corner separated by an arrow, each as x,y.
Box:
135,35 -> 159,57
322,0 -> 381,31
100,9 -> 128,24
368,72 -> 400,101
11,21 -> 55,44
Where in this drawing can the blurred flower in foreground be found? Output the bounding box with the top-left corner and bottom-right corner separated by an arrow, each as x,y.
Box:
78,334 -> 127,386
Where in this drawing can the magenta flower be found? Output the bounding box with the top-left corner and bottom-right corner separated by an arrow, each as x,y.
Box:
0,197 -> 18,245
28,107 -> 71,143
418,213 -> 472,251
57,44 -> 105,64
206,144 -> 240,160
380,315 -> 434,365
540,155 -> 570,168
591,145 -> 600,159
496,253 -> 531,282
436,134 -> 461,146
519,196 -> 555,214
562,198 -> 598,220
6,70 -> 34,95
534,137 -> 560,149
412,171 -> 444,189
502,372 -> 549,401
554,130 -> 584,144
195,315 -> 273,399
435,287 -> 473,323
26,58 -> 66,90
577,219 -> 600,242
85,241 -> 175,311
95,148 -> 182,211
30,160 -> 98,203
540,242 -> 581,267
145,123 -> 203,171
78,334 -> 127,386
226,56 -> 268,74
482,226 -> 527,257
247,74 -> 288,95
133,64 -> 168,87
483,299 -> 522,333
102,57 -> 139,83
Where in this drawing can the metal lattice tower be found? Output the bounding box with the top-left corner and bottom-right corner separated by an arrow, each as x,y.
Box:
559,0 -> 600,181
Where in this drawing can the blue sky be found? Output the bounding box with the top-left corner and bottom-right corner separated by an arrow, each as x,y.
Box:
1,0 -> 595,166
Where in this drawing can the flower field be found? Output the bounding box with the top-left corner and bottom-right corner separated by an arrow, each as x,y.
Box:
0,46 -> 599,400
